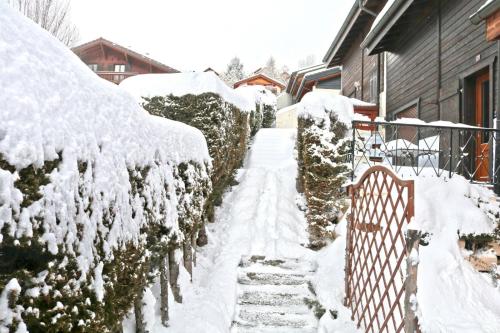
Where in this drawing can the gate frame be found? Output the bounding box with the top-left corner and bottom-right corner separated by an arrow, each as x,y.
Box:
345,165 -> 419,333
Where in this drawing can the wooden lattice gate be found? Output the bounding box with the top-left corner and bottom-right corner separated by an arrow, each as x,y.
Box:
345,165 -> 419,333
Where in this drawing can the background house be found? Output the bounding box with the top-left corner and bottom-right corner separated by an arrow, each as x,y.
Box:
72,37 -> 179,84
233,73 -> 286,94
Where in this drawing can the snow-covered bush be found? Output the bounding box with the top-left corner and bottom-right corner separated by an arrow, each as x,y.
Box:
0,5 -> 211,332
236,85 -> 277,130
297,93 -> 355,248
121,73 -> 258,227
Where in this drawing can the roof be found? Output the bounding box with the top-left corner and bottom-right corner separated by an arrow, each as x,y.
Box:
361,0 -> 416,54
293,66 -> 342,102
470,0 -> 500,24
72,37 -> 179,73
204,67 -> 220,76
322,0 -> 385,67
286,63 -> 326,93
233,73 -> 286,89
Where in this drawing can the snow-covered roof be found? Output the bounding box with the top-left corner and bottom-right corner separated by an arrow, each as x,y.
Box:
470,0 -> 500,24
233,73 -> 286,89
120,72 -> 255,112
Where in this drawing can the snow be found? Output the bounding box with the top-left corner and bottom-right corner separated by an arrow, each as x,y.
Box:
0,279 -> 24,333
411,176 -> 500,332
0,2 -> 210,322
369,0 -> 396,34
120,72 -> 255,112
234,85 -> 277,108
298,91 -> 356,126
123,129 -> 317,332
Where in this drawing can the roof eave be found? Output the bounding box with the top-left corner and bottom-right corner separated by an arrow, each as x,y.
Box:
322,4 -> 363,66
470,0 -> 500,24
361,0 -> 415,55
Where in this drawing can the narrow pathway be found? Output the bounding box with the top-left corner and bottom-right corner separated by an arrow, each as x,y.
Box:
165,129 -> 317,333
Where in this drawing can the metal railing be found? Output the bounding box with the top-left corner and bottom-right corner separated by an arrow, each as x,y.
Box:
351,120 -> 500,192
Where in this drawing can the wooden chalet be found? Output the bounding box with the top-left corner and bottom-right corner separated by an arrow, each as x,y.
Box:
72,37 -> 179,84
233,73 -> 286,94
324,0 -> 500,185
286,64 -> 342,103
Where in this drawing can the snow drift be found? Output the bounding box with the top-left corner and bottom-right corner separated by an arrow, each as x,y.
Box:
0,4 -> 211,332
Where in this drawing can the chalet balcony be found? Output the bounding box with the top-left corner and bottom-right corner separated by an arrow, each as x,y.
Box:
350,119 -> 500,194
95,71 -> 138,84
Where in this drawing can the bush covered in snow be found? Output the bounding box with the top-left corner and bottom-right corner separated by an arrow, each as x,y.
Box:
0,5 -> 211,332
297,93 -> 355,248
121,73 -> 262,228
235,85 -> 277,130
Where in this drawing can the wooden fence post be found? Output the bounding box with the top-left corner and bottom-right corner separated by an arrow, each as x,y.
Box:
169,248 -> 182,303
183,236 -> 193,280
404,229 -> 420,333
134,288 -> 146,333
160,255 -> 169,327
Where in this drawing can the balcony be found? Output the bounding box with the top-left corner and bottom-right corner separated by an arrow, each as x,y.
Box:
95,71 -> 138,84
350,119 -> 500,193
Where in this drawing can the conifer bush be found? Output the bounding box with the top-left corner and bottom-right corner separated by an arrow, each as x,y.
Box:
0,156 -> 210,332
142,93 -> 253,226
297,104 -> 351,249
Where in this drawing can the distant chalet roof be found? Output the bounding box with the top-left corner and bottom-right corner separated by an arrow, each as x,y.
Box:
323,0 -> 386,67
287,65 -> 341,102
72,37 -> 179,73
233,73 -> 286,89
470,0 -> 500,24
204,67 -> 220,76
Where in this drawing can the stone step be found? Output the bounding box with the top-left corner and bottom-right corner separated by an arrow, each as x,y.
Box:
234,308 -> 316,328
237,271 -> 310,286
239,255 -> 317,273
231,325 -> 318,333
238,290 -> 314,307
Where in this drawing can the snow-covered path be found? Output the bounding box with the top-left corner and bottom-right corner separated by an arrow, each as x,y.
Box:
163,129 -> 315,333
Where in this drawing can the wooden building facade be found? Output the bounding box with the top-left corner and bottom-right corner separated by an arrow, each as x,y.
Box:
72,38 -> 179,84
323,0 -> 388,106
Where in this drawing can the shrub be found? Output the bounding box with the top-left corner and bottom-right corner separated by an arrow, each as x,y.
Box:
297,94 -> 352,249
142,93 -> 252,225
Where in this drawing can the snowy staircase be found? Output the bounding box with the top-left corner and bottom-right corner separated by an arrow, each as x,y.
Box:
231,255 -> 320,333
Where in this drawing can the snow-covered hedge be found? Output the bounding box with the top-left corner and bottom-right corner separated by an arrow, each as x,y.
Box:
297,93 -> 355,248
235,85 -> 277,131
121,73 -> 260,226
0,6 -> 211,332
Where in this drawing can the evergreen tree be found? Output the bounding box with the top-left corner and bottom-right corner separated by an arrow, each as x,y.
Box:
222,57 -> 245,86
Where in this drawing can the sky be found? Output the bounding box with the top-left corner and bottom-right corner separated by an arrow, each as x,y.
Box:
70,0 -> 353,73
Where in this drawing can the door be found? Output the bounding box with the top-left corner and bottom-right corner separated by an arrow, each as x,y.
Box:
474,72 -> 490,181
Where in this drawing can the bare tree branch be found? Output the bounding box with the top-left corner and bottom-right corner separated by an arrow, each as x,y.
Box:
9,0 -> 79,47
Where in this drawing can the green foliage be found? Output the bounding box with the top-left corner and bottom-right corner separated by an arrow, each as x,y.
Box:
261,104 -> 276,128
0,155 -> 210,331
143,93 -> 252,223
297,113 -> 351,249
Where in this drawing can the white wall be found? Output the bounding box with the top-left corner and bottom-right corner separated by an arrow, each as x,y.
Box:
276,104 -> 298,128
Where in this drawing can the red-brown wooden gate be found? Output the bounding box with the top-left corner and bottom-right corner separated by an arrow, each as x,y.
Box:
345,165 -> 418,333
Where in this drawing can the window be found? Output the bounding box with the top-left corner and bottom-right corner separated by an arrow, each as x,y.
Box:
88,64 -> 98,72
114,64 -> 126,72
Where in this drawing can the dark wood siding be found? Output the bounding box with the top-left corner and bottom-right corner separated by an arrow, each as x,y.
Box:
386,0 -> 498,123
317,76 -> 341,89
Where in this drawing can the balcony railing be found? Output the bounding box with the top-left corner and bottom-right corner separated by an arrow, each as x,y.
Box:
350,119 -> 500,193
95,71 -> 138,84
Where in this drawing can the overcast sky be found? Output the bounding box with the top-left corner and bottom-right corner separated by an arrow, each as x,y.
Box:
71,0 -> 353,73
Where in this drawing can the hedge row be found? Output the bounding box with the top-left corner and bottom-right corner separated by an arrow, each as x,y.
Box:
297,110 -> 351,249
142,93 -> 255,229
0,155 -> 211,332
